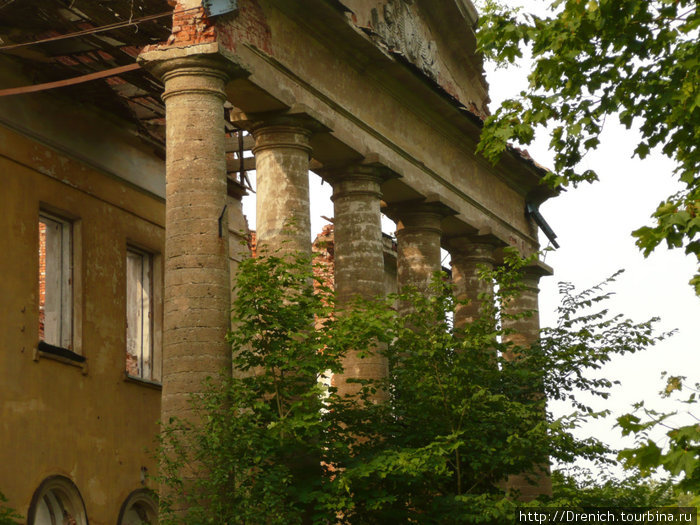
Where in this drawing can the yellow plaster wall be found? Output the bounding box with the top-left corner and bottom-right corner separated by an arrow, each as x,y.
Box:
0,124 -> 164,525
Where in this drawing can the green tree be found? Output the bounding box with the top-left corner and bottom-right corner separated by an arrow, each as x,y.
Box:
158,252 -> 667,524
551,468 -> 675,507
617,374 -> 700,506
476,0 -> 700,293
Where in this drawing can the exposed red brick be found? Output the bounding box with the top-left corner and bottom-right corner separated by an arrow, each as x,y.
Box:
38,221 -> 46,341
312,224 -> 335,293
247,225 -> 334,290
248,230 -> 257,258
168,3 -> 217,46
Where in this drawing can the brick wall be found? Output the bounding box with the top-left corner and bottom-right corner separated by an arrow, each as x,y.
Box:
167,3 -> 217,46
312,224 -> 335,293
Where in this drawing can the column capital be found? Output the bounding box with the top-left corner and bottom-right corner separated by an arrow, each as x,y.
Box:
319,155 -> 399,202
139,44 -> 244,99
248,107 -> 318,256
522,260 -> 553,279
232,106 -> 328,159
321,163 -> 394,184
517,260 -> 553,292
384,197 -> 457,236
232,104 -> 330,134
445,233 -> 503,262
318,153 -> 400,181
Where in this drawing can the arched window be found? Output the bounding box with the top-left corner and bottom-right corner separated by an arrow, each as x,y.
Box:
116,489 -> 157,525
28,476 -> 88,525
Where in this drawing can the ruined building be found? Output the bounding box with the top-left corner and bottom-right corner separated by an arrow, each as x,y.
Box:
0,0 -> 554,522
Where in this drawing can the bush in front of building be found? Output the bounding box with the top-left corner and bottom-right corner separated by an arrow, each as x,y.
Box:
157,251 -> 668,524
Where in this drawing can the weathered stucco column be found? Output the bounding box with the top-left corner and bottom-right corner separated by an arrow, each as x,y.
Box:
446,235 -> 499,329
251,116 -> 316,256
502,262 -> 553,500
148,53 -> 235,426
323,163 -> 393,400
388,201 -> 452,301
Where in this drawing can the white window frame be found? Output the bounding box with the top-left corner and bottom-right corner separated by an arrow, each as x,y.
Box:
126,247 -> 154,381
39,212 -> 73,350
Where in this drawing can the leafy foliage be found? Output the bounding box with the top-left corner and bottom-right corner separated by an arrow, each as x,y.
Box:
476,0 -> 700,293
157,251 -> 346,524
158,252 -> 667,524
617,374 -> 700,502
551,468 -> 675,507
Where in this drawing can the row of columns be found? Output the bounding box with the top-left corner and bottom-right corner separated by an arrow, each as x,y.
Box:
148,52 -> 550,500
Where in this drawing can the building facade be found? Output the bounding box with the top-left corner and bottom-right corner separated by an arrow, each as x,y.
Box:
0,0 -> 554,522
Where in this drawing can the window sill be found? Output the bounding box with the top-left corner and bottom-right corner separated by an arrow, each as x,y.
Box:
124,373 -> 162,390
33,342 -> 88,375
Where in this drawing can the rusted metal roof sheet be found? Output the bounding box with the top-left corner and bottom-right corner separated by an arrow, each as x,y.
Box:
0,0 -> 172,147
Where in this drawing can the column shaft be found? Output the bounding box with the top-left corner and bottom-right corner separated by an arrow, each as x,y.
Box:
331,168 -> 388,399
160,57 -> 232,427
503,270 -> 553,500
502,273 -> 541,348
394,205 -> 444,298
252,124 -> 312,256
449,241 -> 497,329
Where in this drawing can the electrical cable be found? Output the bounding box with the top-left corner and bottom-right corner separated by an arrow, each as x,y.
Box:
0,7 -> 199,52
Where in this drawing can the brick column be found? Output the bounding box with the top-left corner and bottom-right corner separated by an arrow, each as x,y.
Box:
324,164 -> 392,400
388,201 -> 451,301
251,119 -> 313,256
502,266 -> 546,348
503,263 -> 553,500
155,54 -> 233,426
446,236 -> 499,329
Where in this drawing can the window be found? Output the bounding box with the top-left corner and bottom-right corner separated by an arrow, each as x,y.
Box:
38,213 -> 72,350
126,248 -> 153,380
117,489 -> 158,525
28,476 -> 88,525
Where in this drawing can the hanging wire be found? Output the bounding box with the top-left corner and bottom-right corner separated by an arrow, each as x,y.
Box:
0,7 -> 200,52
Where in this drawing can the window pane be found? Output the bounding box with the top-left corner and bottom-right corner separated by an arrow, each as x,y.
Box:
39,214 -> 72,349
126,249 -> 152,379
118,490 -> 158,525
30,479 -> 87,525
